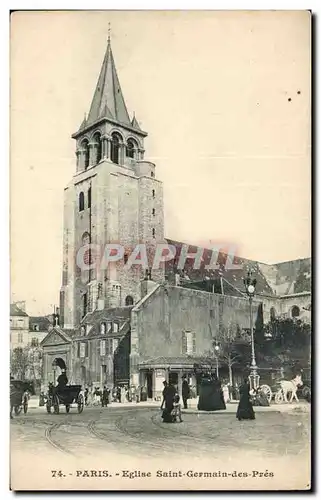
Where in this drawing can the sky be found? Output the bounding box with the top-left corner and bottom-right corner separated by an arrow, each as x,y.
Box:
10,10 -> 311,315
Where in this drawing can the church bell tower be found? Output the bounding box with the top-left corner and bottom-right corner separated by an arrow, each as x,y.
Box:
60,34 -> 165,329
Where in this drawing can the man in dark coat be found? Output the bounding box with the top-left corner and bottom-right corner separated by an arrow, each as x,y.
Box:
57,370 -> 68,389
182,375 -> 190,409
101,386 -> 109,407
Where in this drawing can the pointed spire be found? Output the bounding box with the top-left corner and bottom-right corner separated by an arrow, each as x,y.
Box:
86,36 -> 131,127
132,114 -> 142,130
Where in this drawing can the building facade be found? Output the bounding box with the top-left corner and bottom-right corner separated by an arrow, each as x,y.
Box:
10,303 -> 29,349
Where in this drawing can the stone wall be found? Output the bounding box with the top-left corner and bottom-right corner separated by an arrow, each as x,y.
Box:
130,285 -> 264,383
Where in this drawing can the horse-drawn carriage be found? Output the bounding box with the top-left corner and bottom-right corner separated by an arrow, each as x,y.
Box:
258,370 -> 311,404
46,384 -> 84,414
10,380 -> 32,417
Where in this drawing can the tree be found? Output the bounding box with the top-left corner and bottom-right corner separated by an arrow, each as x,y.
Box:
257,317 -> 311,372
10,347 -> 29,380
10,346 -> 43,382
204,322 -> 251,385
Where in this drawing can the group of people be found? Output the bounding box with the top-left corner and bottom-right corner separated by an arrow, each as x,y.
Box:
83,384 -> 146,407
160,373 -> 258,423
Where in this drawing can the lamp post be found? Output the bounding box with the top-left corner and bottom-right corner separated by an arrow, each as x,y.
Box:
52,359 -> 57,385
214,343 -> 220,378
243,270 -> 260,391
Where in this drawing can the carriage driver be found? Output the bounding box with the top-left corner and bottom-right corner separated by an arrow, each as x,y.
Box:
56,369 -> 68,390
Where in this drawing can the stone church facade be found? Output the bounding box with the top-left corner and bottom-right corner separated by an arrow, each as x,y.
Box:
41,37 -> 311,399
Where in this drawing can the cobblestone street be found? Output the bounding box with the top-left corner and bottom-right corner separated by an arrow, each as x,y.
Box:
11,403 -> 311,491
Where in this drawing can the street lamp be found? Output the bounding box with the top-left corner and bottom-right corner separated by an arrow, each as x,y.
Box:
214,342 -> 220,378
243,270 -> 260,391
52,359 -> 57,385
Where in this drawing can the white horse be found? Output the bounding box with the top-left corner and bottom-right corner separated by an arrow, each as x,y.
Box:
278,374 -> 303,403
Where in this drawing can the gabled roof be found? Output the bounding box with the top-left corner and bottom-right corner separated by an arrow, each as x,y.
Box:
10,303 -> 28,317
40,326 -> 73,347
86,40 -> 131,127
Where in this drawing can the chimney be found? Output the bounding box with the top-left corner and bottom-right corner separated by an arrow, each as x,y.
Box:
96,282 -> 105,310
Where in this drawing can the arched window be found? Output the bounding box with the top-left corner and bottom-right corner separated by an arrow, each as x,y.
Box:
79,192 -> 85,212
270,307 -> 276,322
152,208 -> 155,216
93,132 -> 102,164
126,139 -> 136,158
151,171 -> 155,178
125,295 -> 134,306
111,132 -> 121,164
152,228 -> 155,238
82,139 -> 90,170
152,189 -> 155,198
88,187 -> 91,209
291,305 -> 300,318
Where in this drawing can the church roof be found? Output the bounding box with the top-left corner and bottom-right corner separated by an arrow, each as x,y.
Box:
165,239 -> 275,296
86,40 -> 131,127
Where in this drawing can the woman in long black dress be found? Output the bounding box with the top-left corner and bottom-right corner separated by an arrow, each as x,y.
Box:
236,378 -> 255,421
161,381 -> 176,422
197,374 -> 226,411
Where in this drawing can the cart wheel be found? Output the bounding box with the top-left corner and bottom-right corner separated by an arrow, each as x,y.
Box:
77,394 -> 84,414
260,384 -> 272,404
66,405 -> 70,414
275,390 -> 284,404
14,405 -> 22,416
23,403 -> 28,414
302,386 -> 311,399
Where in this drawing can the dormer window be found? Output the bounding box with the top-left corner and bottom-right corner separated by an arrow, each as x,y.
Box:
113,322 -> 119,333
33,325 -> 39,332
100,322 -> 106,335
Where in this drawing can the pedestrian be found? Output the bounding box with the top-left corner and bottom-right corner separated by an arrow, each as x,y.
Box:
222,381 -> 230,404
197,374 -> 226,411
120,385 -> 126,403
182,375 -> 190,409
101,386 -> 109,407
161,381 -> 176,423
236,378 -> 255,421
84,387 -> 89,406
172,391 -> 183,423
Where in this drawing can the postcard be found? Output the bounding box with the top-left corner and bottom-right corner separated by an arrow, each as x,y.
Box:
10,10 -> 311,491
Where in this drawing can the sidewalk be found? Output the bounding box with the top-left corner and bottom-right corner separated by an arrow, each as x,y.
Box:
27,396 -> 310,414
